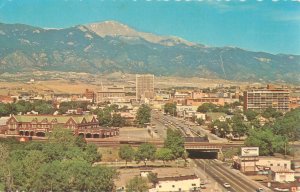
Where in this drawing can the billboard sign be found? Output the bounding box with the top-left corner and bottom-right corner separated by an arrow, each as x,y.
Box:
241,147 -> 259,157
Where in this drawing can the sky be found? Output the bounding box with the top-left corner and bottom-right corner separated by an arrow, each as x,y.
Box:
0,0 -> 300,55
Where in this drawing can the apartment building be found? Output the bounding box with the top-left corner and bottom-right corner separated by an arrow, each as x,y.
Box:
244,85 -> 290,112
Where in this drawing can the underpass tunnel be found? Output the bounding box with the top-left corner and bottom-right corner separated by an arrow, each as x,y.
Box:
187,149 -> 219,159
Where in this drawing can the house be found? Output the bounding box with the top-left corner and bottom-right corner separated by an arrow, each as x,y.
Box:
206,112 -> 227,122
152,175 -> 200,192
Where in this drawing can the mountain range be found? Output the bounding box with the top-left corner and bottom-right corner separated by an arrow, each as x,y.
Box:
0,21 -> 299,83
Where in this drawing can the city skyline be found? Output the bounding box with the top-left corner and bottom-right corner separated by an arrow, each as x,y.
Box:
0,0 -> 299,54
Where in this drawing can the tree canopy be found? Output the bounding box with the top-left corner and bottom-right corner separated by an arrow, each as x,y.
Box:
164,128 -> 185,159
135,143 -> 157,166
156,148 -> 174,166
0,100 -> 55,116
126,176 -> 148,192
245,129 -> 287,156
136,104 -> 151,126
93,104 -> 126,127
118,145 -> 135,166
0,127 -> 116,191
269,108 -> 300,141
164,103 -> 176,115
262,107 -> 283,119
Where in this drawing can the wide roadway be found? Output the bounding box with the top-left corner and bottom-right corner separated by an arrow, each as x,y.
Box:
152,111 -> 270,192
194,159 -> 270,192
151,111 -> 226,142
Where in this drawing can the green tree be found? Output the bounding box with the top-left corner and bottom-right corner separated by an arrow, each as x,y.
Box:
244,110 -> 258,122
0,103 -> 10,116
164,128 -> 185,159
84,144 -> 101,164
0,143 -> 13,191
96,109 -> 112,127
33,100 -> 54,114
245,129 -> 287,156
119,145 -> 135,167
164,103 -> 176,116
47,127 -> 75,148
136,104 -> 151,127
270,108 -> 300,141
197,103 -> 217,113
262,107 -> 283,119
232,121 -> 248,139
155,148 -> 174,166
126,176 -> 148,192
196,118 -> 204,125
135,143 -> 156,166
111,113 -> 125,127
211,120 -> 230,138
0,130 -> 117,191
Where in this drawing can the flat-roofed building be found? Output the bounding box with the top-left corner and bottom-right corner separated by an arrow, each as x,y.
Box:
244,85 -> 290,112
136,74 -> 154,101
186,98 -> 225,106
152,175 -> 200,192
96,86 -> 126,103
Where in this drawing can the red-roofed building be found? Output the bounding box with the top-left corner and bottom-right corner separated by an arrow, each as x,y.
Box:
3,114 -> 118,138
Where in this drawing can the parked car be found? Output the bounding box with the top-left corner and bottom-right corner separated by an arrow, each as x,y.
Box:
223,183 -> 231,188
200,183 -> 206,189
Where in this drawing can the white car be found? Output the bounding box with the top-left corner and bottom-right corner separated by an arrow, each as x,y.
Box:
223,183 -> 231,188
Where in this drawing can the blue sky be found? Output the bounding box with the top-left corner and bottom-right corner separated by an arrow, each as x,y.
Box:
0,0 -> 299,55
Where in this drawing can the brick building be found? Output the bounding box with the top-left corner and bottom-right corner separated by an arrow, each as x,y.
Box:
3,114 -> 118,138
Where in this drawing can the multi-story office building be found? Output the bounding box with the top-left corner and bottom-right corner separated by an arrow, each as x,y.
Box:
136,74 -> 154,101
96,86 -> 126,103
244,85 -> 290,112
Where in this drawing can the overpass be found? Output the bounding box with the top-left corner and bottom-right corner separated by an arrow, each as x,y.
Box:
86,138 -> 244,149
86,139 -> 244,159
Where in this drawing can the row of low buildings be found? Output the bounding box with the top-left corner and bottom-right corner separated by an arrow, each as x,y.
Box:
232,147 -> 300,191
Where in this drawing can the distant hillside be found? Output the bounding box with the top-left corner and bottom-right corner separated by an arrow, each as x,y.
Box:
0,21 -> 299,83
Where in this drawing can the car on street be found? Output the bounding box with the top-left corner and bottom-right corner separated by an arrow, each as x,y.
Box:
256,188 -> 264,192
200,183 -> 206,189
223,183 -> 231,188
